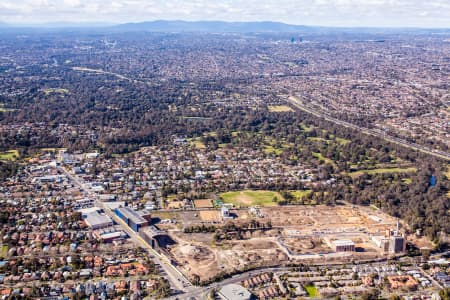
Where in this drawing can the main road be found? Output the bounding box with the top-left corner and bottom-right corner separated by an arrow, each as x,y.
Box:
56,164 -> 199,296
285,96 -> 450,161
165,267 -> 290,300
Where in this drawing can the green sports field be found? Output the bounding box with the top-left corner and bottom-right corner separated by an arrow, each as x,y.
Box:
220,190 -> 283,207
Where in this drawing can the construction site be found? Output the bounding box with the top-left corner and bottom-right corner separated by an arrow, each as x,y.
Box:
150,204 -> 428,283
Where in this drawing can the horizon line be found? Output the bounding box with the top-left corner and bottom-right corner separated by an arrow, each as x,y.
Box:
1,19 -> 449,30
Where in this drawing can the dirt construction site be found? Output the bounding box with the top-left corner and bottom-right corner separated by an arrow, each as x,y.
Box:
157,204 -> 424,282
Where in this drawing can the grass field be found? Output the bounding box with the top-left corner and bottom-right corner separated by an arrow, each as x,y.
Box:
348,167 -> 417,178
304,285 -> 319,297
0,107 -> 16,112
204,131 -> 218,137
182,116 -> 212,120
189,138 -> 206,149
264,145 -> 283,155
307,137 -> 328,143
300,124 -> 314,133
193,140 -> 206,149
1,245 -> 7,257
268,105 -> 294,112
402,178 -> 412,184
0,150 -> 19,161
44,88 -> 69,95
220,190 -> 283,207
445,166 -> 450,180
335,137 -> 351,145
290,190 -> 312,199
312,152 -> 334,164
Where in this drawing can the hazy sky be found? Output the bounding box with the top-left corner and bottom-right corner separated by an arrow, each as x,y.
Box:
1,0 -> 449,28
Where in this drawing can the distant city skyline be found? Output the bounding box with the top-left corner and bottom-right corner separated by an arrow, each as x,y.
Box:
0,0 -> 449,28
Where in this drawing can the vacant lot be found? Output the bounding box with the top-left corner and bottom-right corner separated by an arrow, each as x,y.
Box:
194,199 -> 213,208
169,233 -> 287,282
268,105 -> 294,112
0,150 -> 19,161
199,210 -> 220,222
169,204 -> 428,282
167,200 -> 184,209
220,190 -> 282,207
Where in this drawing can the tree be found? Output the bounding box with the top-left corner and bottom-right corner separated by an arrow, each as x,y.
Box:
361,289 -> 380,300
439,288 -> 450,300
389,294 -> 401,300
192,274 -> 201,285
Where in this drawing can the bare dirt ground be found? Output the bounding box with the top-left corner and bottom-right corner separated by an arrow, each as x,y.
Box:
171,242 -> 220,281
217,239 -> 288,272
262,205 -> 398,233
167,200 -> 183,209
167,232 -> 287,282
280,237 -> 329,254
164,205 -> 428,281
199,210 -> 220,222
194,199 -> 213,208
408,235 -> 434,249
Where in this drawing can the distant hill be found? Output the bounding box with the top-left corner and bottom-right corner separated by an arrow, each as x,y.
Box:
113,20 -> 311,33
0,20 -> 448,34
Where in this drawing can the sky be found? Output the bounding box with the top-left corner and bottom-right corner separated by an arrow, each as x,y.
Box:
0,0 -> 449,28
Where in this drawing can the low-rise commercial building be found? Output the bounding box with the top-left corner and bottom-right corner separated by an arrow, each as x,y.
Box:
218,284 -> 253,300
85,212 -> 114,230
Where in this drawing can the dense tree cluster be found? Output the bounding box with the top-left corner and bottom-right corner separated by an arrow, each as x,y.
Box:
0,161 -> 18,181
0,32 -> 448,241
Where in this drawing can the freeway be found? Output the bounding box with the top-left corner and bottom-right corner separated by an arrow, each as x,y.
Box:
286,96 -> 450,161
56,164 -> 198,295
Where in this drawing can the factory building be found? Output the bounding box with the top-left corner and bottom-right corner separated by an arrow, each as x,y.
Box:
389,236 -> 406,253
115,207 -> 149,232
371,220 -> 406,254
371,236 -> 390,252
387,220 -> 406,253
332,239 -> 355,252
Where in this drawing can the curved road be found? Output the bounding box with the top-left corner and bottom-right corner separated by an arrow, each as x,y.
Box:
286,96 -> 450,161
